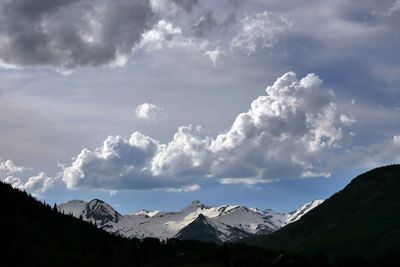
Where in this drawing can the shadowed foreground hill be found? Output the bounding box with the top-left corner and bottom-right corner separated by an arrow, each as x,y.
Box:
0,181 -> 133,266
247,165 -> 400,262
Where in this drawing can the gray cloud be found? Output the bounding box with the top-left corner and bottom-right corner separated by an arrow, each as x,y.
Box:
0,0 -> 399,73
171,0 -> 199,12
3,0 -> 79,20
0,0 -> 154,69
0,0 -> 296,69
192,10 -> 218,37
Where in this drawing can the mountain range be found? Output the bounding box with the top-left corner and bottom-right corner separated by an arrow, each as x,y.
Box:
58,198 -> 323,243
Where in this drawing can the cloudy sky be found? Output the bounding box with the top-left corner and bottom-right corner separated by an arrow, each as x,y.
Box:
1,0 -> 399,213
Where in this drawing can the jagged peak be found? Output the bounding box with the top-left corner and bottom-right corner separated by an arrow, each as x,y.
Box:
84,199 -> 121,217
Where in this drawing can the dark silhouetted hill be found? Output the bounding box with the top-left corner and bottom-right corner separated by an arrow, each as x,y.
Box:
247,165 -> 400,263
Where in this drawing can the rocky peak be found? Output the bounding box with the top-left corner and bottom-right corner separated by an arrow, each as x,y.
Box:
82,199 -> 122,224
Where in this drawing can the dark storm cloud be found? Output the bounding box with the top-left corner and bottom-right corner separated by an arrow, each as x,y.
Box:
0,0 -> 154,69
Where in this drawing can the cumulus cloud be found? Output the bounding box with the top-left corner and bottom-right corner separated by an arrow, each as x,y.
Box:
62,132 -> 192,190
0,0 -> 153,69
138,20 -> 208,52
1,157 -> 56,195
2,172 -> 55,196
135,103 -> 166,120
62,72 -> 358,190
0,159 -> 26,174
23,172 -> 55,195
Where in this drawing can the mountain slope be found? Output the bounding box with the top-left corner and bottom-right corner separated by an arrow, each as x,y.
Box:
282,199 -> 324,226
247,165 -> 400,259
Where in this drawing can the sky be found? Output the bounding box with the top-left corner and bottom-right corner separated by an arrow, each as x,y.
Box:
0,0 -> 399,214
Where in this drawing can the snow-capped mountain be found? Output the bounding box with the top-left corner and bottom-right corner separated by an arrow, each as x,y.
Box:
58,199 -> 323,243
283,199 -> 324,226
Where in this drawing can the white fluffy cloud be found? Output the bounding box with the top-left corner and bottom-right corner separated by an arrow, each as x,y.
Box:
135,103 -> 167,120
1,157 -> 56,195
62,131 -> 194,190
0,159 -> 26,174
3,172 -> 54,196
63,72 -> 358,190
139,20 -> 208,52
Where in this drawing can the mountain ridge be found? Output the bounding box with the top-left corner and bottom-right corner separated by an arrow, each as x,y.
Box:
58,198 -> 322,242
